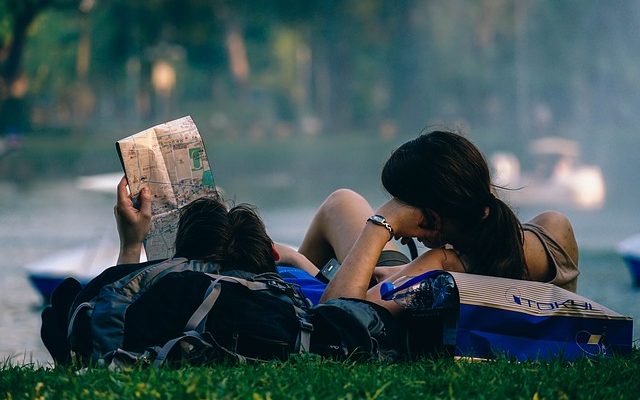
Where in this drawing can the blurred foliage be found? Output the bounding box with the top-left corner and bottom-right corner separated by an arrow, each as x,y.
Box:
1,0 -> 640,147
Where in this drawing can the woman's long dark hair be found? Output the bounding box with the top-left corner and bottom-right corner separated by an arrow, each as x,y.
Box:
381,130 -> 526,279
174,195 -> 276,274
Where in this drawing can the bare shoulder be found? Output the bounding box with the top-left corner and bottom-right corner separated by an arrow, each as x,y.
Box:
527,211 -> 573,235
525,211 -> 579,275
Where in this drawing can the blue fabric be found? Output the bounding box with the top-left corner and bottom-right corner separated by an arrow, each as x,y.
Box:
276,265 -> 326,305
456,304 -> 633,360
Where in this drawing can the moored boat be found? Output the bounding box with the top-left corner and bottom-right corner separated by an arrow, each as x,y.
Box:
491,137 -> 606,210
617,234 -> 640,286
26,242 -> 118,303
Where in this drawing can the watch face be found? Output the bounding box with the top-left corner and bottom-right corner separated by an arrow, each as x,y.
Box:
368,215 -> 393,239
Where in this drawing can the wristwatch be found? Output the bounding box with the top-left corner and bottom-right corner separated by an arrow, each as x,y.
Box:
367,214 -> 395,240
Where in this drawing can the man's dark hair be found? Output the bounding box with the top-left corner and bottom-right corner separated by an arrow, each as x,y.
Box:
224,204 -> 276,274
174,194 -> 275,274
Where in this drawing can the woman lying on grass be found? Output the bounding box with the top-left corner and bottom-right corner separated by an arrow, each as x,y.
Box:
295,130 -> 579,314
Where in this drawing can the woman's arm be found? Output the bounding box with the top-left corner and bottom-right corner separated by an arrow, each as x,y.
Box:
320,222 -> 391,302
320,198 -> 433,303
274,242 -> 320,276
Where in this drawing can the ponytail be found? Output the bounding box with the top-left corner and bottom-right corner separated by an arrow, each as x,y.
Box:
466,195 -> 527,279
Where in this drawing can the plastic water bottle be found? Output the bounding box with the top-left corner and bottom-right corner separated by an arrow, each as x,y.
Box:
383,276 -> 433,310
380,271 -> 457,311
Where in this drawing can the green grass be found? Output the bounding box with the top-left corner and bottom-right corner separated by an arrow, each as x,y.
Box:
2,351 -> 640,399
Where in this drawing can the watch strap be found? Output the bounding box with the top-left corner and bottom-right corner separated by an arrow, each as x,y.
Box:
367,215 -> 394,240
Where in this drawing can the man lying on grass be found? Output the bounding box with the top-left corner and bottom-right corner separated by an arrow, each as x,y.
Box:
41,176 -> 318,365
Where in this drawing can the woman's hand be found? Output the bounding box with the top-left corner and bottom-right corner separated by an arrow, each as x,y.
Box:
376,198 -> 427,238
114,176 -> 152,264
376,198 -> 444,247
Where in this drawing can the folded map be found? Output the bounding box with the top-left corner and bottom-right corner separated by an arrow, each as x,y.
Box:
116,116 -> 217,260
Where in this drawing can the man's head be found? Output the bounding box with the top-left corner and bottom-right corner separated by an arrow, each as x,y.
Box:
174,194 -> 276,274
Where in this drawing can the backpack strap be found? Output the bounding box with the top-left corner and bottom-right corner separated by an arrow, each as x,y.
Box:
67,302 -> 93,338
254,273 -> 314,352
184,277 -> 225,332
193,273 -> 313,354
152,330 -> 254,367
151,331 -> 211,367
182,274 -> 274,335
298,316 -> 313,352
204,273 -> 271,290
182,273 -> 288,326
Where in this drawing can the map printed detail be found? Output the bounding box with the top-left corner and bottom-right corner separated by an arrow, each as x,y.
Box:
116,116 -> 217,260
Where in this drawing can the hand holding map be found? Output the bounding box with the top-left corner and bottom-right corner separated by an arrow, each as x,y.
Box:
116,116 -> 217,260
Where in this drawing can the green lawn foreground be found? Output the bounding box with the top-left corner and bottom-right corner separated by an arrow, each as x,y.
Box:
2,351 -> 639,400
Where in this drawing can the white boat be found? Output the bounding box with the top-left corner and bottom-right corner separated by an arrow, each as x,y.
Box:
617,234 -> 640,287
75,172 -> 123,194
26,235 -> 119,303
491,137 -> 606,210
25,173 -> 146,303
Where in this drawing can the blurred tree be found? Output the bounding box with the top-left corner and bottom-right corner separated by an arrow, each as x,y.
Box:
0,0 -> 81,132
1,0 -> 51,132
8,0 -> 640,143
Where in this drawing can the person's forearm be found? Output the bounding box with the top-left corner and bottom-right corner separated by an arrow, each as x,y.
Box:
320,223 -> 389,302
274,243 -> 320,275
117,243 -> 142,265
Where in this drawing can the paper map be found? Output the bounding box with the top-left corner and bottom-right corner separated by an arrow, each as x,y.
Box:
116,116 -> 217,260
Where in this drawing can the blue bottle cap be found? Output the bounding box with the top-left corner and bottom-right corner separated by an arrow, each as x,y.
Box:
379,270 -> 447,301
380,281 -> 395,300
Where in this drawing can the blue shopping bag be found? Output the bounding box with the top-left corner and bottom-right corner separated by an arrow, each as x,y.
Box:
450,272 -> 633,360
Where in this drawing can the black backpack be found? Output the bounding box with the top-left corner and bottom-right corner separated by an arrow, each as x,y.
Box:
42,258 -> 403,367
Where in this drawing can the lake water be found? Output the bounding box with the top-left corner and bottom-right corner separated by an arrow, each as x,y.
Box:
0,179 -> 638,366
